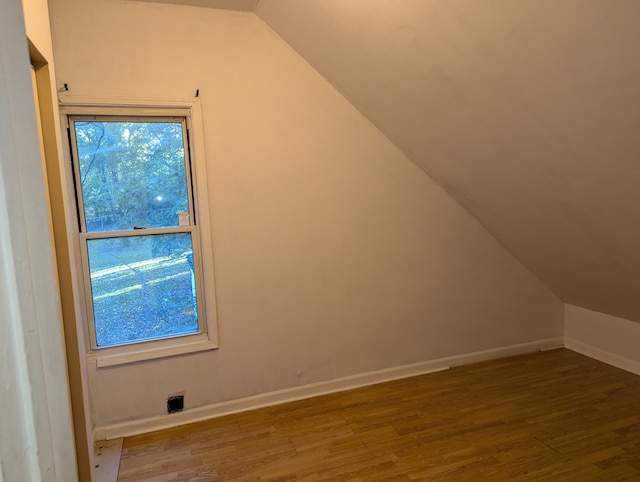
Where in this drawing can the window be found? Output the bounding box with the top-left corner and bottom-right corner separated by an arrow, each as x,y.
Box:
64,103 -> 217,364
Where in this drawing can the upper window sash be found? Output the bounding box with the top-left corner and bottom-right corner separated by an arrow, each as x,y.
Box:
68,115 -> 196,235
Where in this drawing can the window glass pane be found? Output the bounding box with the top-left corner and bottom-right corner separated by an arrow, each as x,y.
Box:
87,233 -> 198,347
74,121 -> 189,232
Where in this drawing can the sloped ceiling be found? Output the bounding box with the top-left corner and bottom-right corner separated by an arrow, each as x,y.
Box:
253,0 -> 640,323
132,0 -> 256,11
146,0 -> 640,322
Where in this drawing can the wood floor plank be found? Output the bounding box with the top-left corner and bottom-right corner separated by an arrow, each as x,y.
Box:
118,349 -> 640,481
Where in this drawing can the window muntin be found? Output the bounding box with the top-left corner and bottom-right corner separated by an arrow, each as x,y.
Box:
69,115 -> 205,349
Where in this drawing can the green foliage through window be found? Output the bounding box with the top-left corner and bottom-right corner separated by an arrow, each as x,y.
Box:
75,121 -> 189,232
71,116 -> 201,348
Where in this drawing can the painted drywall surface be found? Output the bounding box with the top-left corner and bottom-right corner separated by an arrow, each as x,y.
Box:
21,0 -> 94,478
0,0 -> 76,479
565,304 -> 640,374
255,0 -> 640,323
49,0 -> 562,426
21,0 -> 54,59
132,0 -> 257,10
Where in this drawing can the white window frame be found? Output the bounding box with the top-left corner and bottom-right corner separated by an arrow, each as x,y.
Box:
59,96 -> 218,368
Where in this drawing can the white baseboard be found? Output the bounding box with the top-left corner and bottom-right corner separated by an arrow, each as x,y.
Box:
564,337 -> 640,376
95,337 -> 563,441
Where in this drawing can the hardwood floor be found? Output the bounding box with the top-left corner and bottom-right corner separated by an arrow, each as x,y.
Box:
117,349 -> 640,481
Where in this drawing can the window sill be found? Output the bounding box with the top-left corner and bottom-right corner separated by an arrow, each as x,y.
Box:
89,335 -> 217,368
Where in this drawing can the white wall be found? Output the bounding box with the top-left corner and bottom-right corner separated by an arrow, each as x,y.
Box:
49,0 -> 563,433
21,0 -> 54,58
256,1 -> 640,326
21,0 -> 94,477
0,0 -> 76,479
565,304 -> 640,375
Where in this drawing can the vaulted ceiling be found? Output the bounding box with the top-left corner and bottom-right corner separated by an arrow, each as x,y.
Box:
134,0 -> 257,11
144,0 -> 640,322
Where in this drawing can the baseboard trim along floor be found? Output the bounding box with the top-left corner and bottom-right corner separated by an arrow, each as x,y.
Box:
95,337 -> 563,441
565,337 -> 640,376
